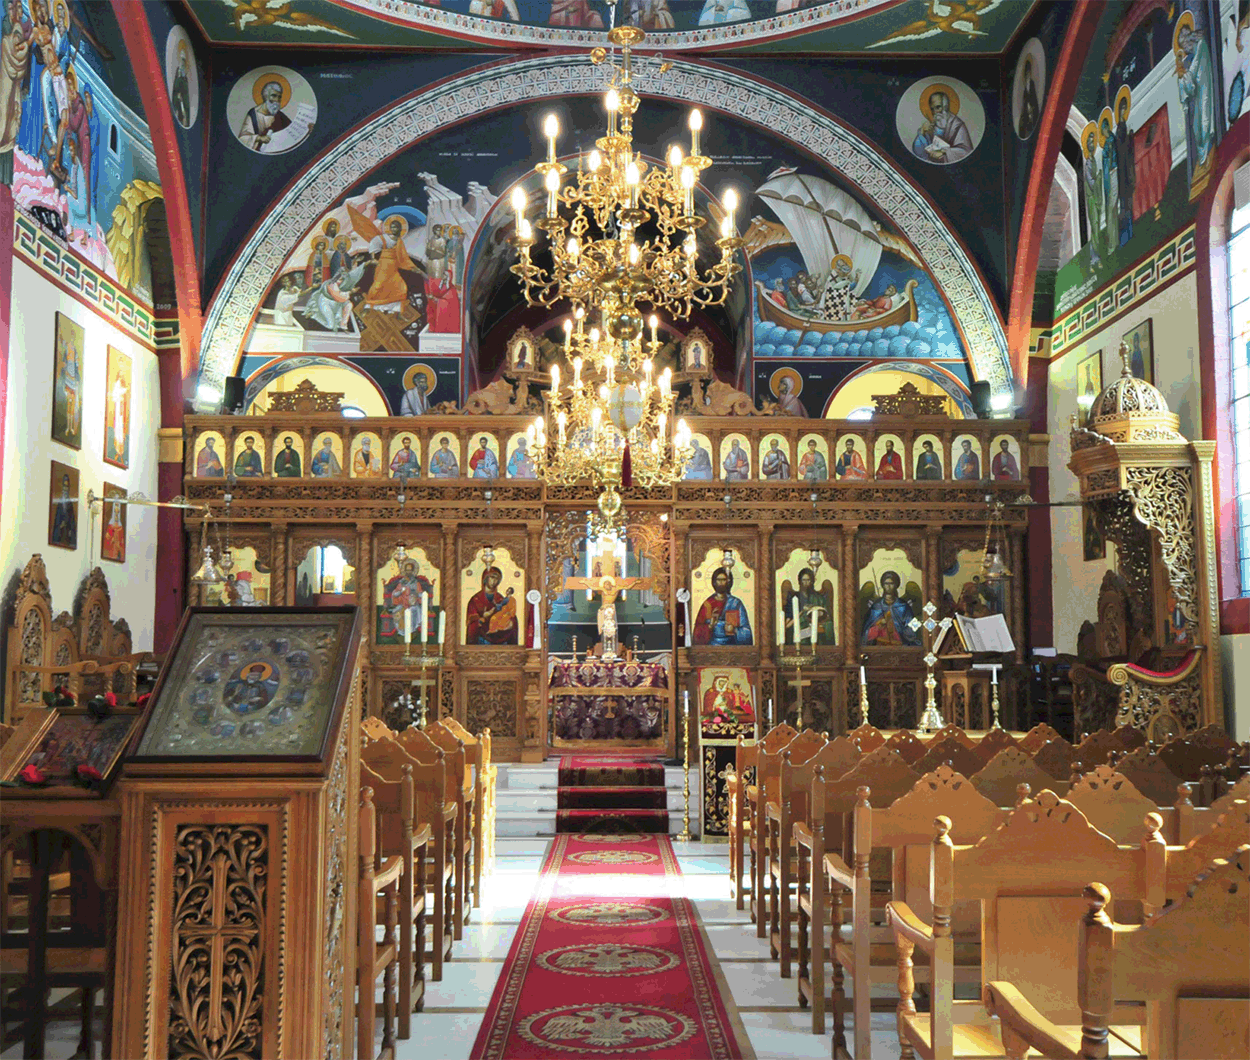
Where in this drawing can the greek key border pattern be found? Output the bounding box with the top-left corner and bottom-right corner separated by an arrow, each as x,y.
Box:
1052,225 -> 1196,356
13,210 -> 157,349
199,55 -> 1011,398
340,0 -> 893,51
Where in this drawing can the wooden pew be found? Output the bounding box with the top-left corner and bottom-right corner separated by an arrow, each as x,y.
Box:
361,761 -> 432,1036
792,746 -> 921,1038
765,736 -> 860,977
428,718 -> 486,908
752,729 -> 824,938
985,847 -> 1250,1059
822,766 -> 1014,1058
357,787 -> 403,1060
362,740 -> 455,981
884,793 -> 1167,1060
727,724 -> 798,913
395,727 -> 473,938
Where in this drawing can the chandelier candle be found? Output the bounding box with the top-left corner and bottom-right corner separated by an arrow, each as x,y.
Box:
508,22 -> 742,528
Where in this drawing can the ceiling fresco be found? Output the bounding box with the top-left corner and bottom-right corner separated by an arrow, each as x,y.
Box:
182,0 -> 1040,54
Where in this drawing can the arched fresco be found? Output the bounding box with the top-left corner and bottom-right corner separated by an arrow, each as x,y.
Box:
184,0 -> 1037,55
201,53 -> 1012,411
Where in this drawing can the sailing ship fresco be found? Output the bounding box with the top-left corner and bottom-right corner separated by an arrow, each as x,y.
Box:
747,168 -> 962,362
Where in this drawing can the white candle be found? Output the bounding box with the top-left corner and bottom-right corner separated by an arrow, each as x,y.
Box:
421,591 -> 429,643
859,664 -> 867,688
791,597 -> 800,644
992,666 -> 999,686
809,617 -> 816,646
438,611 -> 446,645
404,609 -> 412,645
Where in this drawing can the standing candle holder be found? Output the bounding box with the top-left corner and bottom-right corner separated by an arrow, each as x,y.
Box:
909,601 -> 951,734
677,689 -> 692,843
779,612 -> 820,730
989,664 -> 1003,729
857,655 -> 870,729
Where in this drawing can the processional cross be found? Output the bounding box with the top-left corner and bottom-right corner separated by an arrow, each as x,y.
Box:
561,546 -> 652,662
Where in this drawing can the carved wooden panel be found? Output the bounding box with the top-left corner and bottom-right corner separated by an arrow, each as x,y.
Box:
169,824 -> 268,1060
464,678 -> 518,738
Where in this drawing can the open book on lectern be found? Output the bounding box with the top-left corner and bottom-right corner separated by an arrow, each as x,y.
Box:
933,613 -> 1015,656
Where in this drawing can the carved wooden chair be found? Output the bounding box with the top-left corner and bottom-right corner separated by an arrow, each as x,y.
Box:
984,847 -> 1249,1059
727,724 -> 797,913
1162,798 -> 1249,901
361,762 -> 432,1037
362,740 -> 455,981
821,766 -> 1011,1057
395,727 -> 472,938
884,793 -> 1168,1060
765,736 -> 859,977
968,726 -> 1017,769
846,722 -> 887,754
793,746 -> 921,1038
361,716 -> 396,743
883,729 -> 927,765
970,747 -> 1062,807
357,787 -> 404,1060
1112,745 -> 1184,804
438,719 -> 495,877
428,718 -> 486,907
753,729 -> 825,939
911,736 -> 983,779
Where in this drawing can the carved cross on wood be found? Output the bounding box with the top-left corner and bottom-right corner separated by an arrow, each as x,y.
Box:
176,850 -> 262,1043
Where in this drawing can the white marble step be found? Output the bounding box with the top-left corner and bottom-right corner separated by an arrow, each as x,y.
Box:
494,810 -> 698,838
495,788 -> 694,814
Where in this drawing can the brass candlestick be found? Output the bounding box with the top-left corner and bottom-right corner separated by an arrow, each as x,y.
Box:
990,664 -> 1003,729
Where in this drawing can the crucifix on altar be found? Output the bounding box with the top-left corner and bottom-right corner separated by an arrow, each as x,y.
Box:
561,542 -> 653,661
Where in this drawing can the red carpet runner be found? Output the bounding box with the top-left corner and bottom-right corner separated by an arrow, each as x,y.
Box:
472,833 -> 753,1059
556,756 -> 670,834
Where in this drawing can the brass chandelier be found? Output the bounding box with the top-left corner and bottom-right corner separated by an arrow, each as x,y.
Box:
511,21 -> 743,524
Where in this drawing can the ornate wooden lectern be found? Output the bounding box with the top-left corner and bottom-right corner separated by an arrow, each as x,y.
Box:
110,607 -> 363,1060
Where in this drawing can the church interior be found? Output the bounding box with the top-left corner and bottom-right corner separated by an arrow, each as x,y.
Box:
2,0 -> 1250,1057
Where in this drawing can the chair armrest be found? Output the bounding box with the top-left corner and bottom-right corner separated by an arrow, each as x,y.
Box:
765,800 -> 782,823
410,823 -> 433,848
823,852 -> 854,888
374,855 -> 404,890
885,901 -> 934,951
982,982 -> 1079,1060
793,821 -> 814,851
746,785 -> 759,805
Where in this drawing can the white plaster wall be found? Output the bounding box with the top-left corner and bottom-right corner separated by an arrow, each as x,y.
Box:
1048,273 -> 1203,654
1,258 -> 161,650
1223,633 -> 1250,740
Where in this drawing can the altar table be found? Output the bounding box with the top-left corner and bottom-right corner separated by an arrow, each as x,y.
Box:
549,659 -> 668,741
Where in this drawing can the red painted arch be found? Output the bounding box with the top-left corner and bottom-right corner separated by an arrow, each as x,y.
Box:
111,0 -> 201,412
1007,0 -> 1102,382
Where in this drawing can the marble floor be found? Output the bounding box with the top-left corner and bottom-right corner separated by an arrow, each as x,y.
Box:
6,837 -> 903,1060
389,837 -> 902,1060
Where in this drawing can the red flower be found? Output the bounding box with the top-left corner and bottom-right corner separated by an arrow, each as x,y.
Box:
104,691 -> 117,707
136,693 -> 151,709
75,764 -> 103,783
19,764 -> 47,785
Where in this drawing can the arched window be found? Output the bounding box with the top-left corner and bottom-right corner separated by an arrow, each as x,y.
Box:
1228,200 -> 1250,596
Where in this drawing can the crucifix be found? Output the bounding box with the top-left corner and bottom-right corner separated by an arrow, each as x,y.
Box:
561,544 -> 652,662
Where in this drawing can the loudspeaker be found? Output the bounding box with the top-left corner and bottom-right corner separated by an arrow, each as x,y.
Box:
222,375 -> 246,413
969,380 -> 992,419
